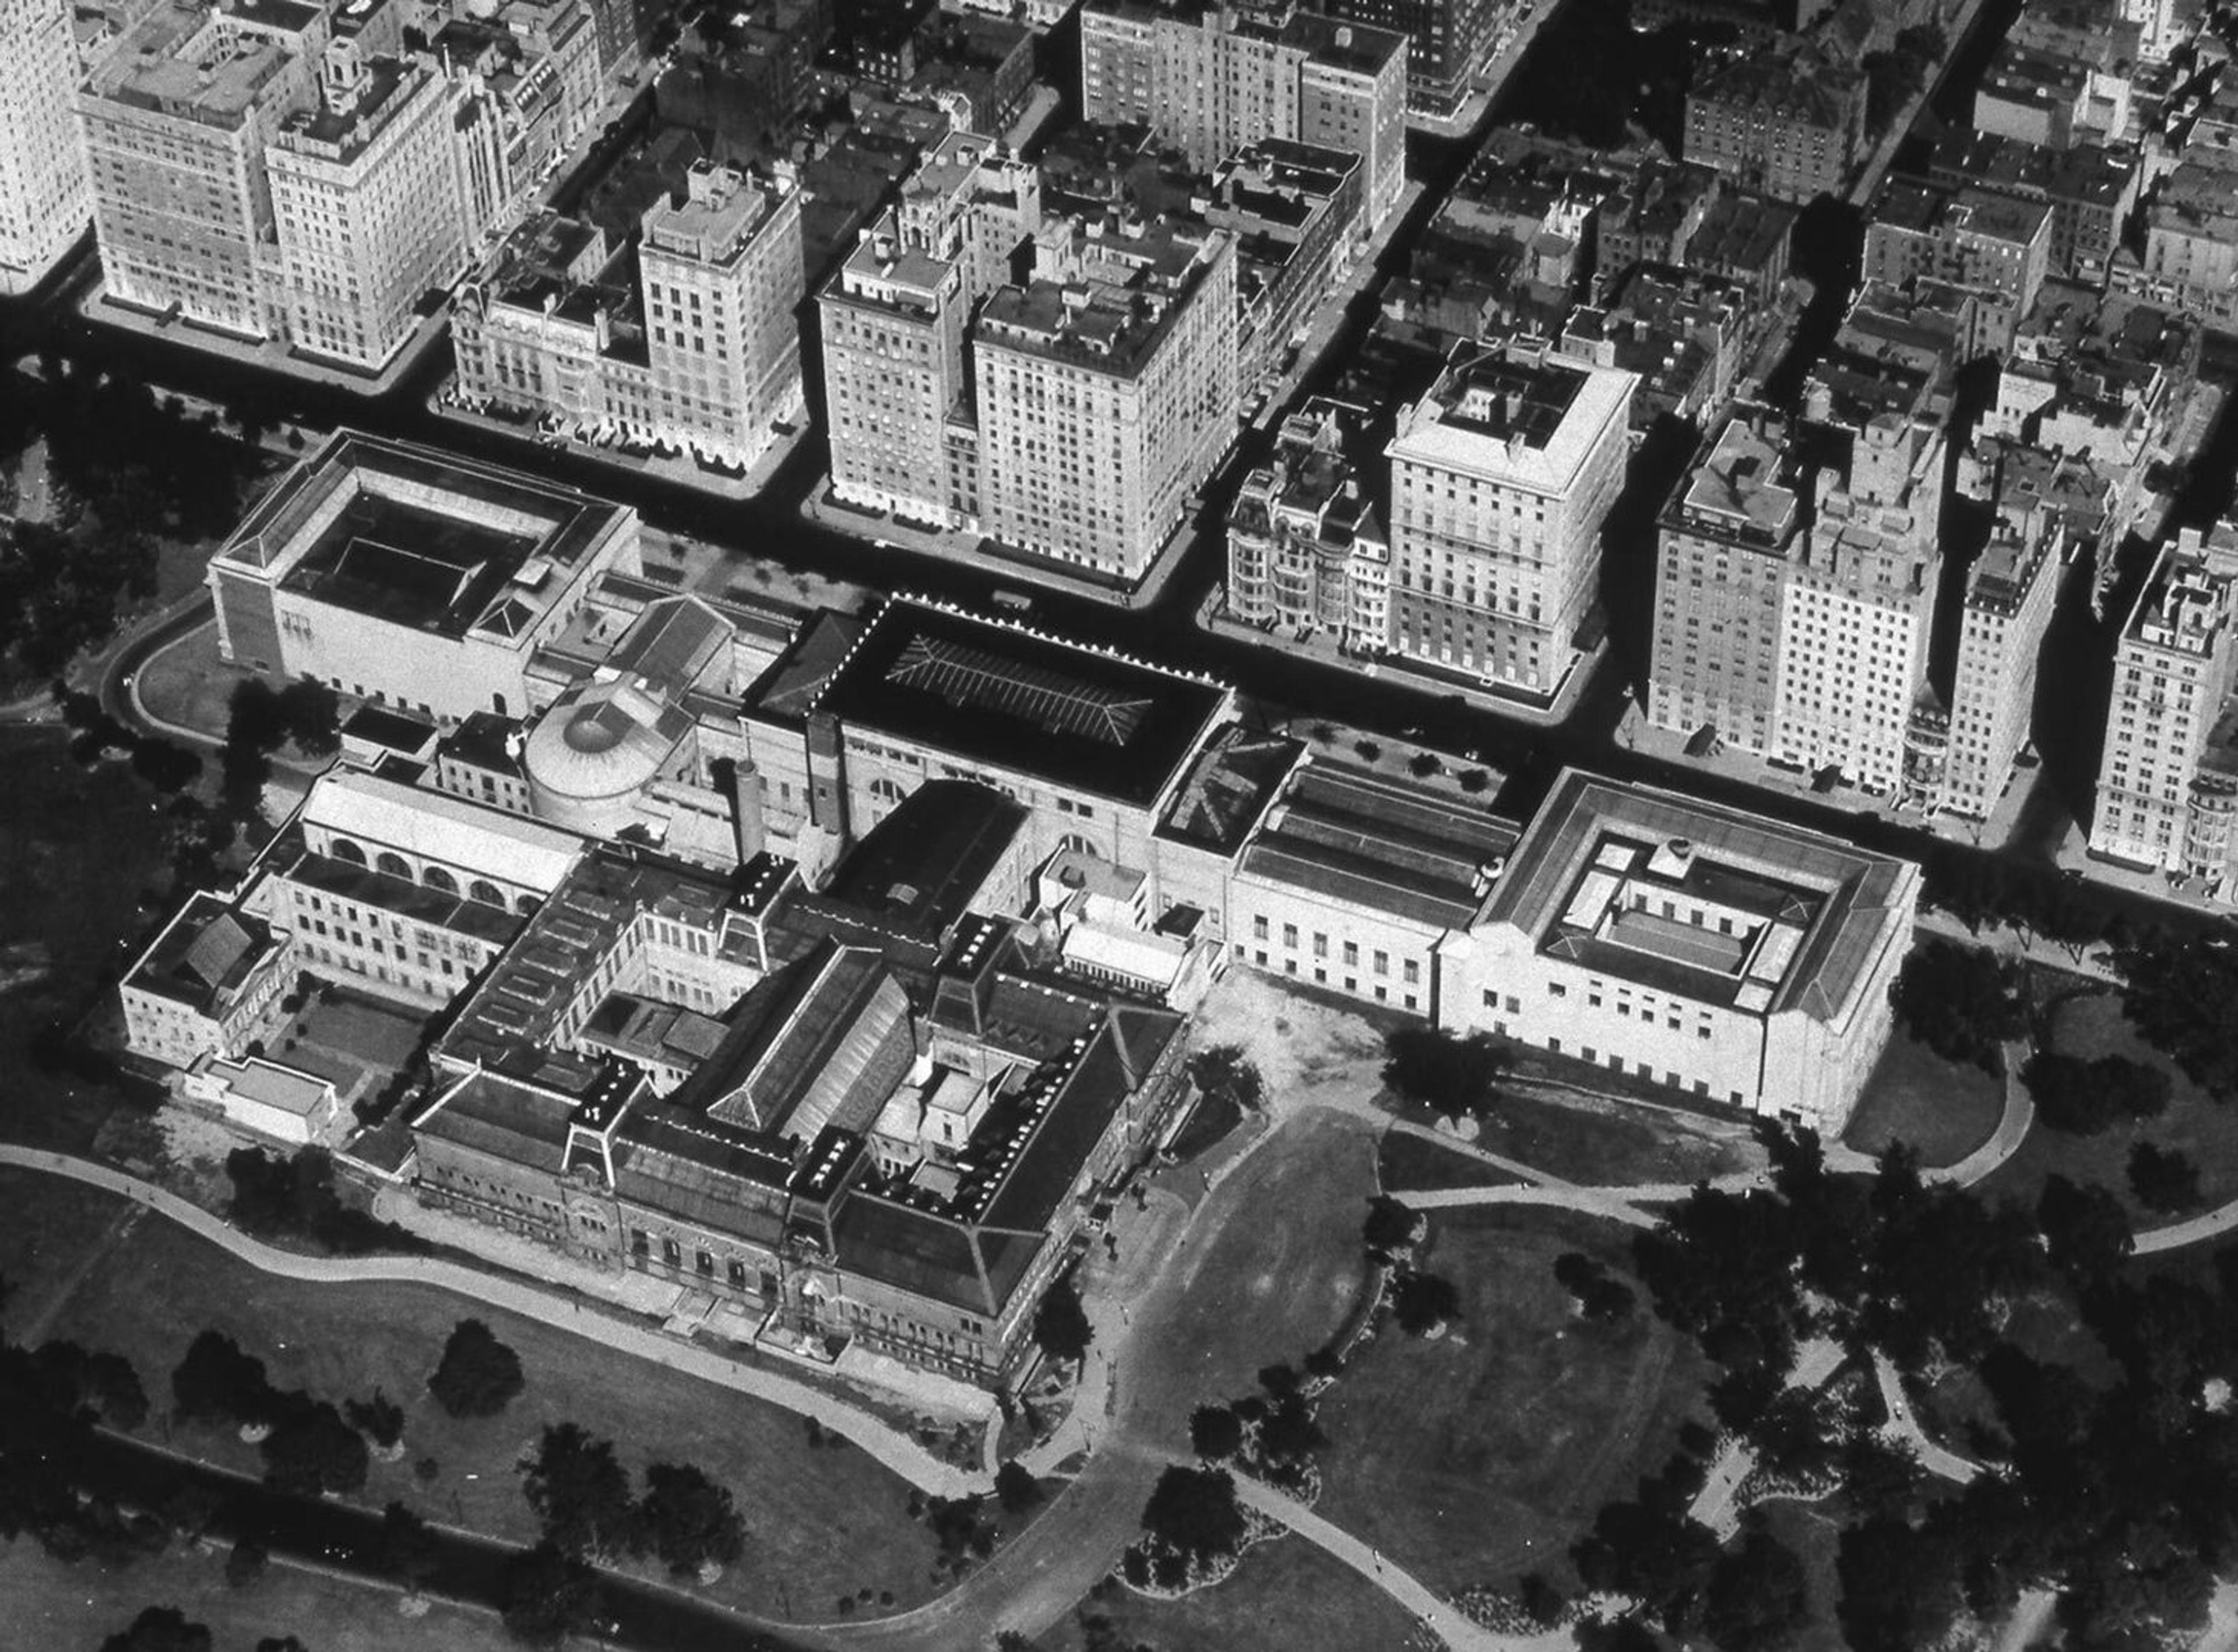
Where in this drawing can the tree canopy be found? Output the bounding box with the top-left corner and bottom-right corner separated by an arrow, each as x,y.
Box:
1888,941 -> 2027,1074
1139,1465 -> 1245,1563
2023,1051 -> 2171,1136
1031,1273 -> 1093,1365
639,1461 -> 745,1576
1381,1026 -> 1511,1117
427,1319 -> 525,1419
522,1422 -> 638,1559
2121,936 -> 2238,1101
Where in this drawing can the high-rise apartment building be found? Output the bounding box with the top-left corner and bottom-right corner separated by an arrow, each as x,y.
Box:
268,43 -> 470,371
818,132 -> 1024,525
0,0 -> 92,295
78,0 -> 327,339
2090,522 -> 2238,883
1314,0 -> 1498,121
1648,411 -> 1806,753
1079,0 -> 1406,228
974,221 -> 1239,581
1909,487 -> 2063,819
1769,416 -> 1945,793
1385,338 -> 1635,695
639,161 -> 805,469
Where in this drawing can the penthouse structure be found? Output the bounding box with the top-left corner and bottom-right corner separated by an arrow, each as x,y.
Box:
973,220 -> 1238,582
1385,337 -> 1636,696
206,430 -> 642,724
2091,522 -> 2238,887
1078,0 -> 1406,229
1449,767 -> 1920,1131
0,0 -> 92,295
1683,50 -> 1868,205
268,44 -> 471,371
78,0 -> 328,339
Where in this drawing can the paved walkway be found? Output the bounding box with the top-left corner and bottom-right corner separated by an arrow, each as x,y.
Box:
1871,1354 -> 1978,1485
0,1145 -> 983,1500
1225,1468 -> 1570,1652
1688,1337 -> 1843,1538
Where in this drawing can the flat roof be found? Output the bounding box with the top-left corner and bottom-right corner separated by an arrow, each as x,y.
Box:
1389,341 -> 1635,496
1483,768 -> 1917,1024
217,431 -> 633,645
825,781 -> 1029,940
811,599 -> 1230,808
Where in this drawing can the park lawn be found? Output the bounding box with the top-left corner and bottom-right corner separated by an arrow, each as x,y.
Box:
1377,1128 -> 1523,1193
0,1535 -> 529,1652
1753,1499 -> 1848,1652
28,1189 -> 948,1623
1842,1028 -> 2005,1170
0,1167 -> 141,1340
1312,1206 -> 1711,1599
1468,1087 -> 1755,1186
1042,1537 -> 1419,1652
1980,990 -> 2238,1224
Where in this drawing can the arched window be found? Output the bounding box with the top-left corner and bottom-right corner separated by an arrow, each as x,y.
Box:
423,866 -> 459,895
868,776 -> 906,806
516,893 -> 540,917
468,878 -> 505,907
330,838 -> 367,866
374,851 -> 413,880
1060,832 -> 1100,858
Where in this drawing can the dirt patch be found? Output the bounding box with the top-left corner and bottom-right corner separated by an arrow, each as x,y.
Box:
1190,971 -> 1389,1117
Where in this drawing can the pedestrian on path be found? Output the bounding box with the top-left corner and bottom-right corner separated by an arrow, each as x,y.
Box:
1373,1548 -> 1382,1574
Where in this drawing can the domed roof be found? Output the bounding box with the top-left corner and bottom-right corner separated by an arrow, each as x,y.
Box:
523,675 -> 688,804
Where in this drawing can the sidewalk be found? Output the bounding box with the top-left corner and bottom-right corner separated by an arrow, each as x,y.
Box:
0,1143 -> 987,1499
428,390 -> 812,506
78,277 -> 451,400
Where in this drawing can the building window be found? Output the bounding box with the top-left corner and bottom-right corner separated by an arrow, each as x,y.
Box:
662,1238 -> 681,1268
1253,915 -> 1269,941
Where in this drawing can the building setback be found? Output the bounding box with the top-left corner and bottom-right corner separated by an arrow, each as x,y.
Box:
0,0 -> 92,295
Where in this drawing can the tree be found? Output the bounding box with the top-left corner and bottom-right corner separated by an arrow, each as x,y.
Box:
2129,1142 -> 2202,1213
522,1422 -> 638,1559
427,1319 -> 524,1418
376,1500 -> 442,1593
639,1461 -> 745,1577
1571,1494 -> 1721,1629
2024,1051 -> 2172,1135
502,1541 -> 603,1648
170,1332 -> 273,1428
1836,1513 -> 1967,1652
1139,1465 -> 1245,1563
1185,1045 -> 1264,1113
2036,1175 -> 2135,1287
1390,1271 -> 1461,1336
1361,1195 -> 1423,1256
1553,1252 -> 1637,1322
1701,1530 -> 1810,1652
224,1535 -> 269,1588
994,1460 -> 1044,1515
1381,1025 -> 1511,1117
276,678 -> 341,757
98,1608 -> 212,1652
129,738 -> 202,794
1031,1273 -> 1093,1365
260,1397 -> 370,1497
1189,1403 -> 1243,1460
1257,1394 -> 1325,1463
2121,936 -> 2238,1101
346,1389 -> 405,1451
1888,941 -> 2026,1074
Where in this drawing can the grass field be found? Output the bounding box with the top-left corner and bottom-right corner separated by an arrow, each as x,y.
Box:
1842,1029 -> 2005,1169
1467,1088 -> 1754,1186
1980,991 -> 2238,1223
1311,1206 -> 1709,1598
0,1534 -> 526,1652
1041,1538 -> 1420,1652
9,1170 -> 946,1623
1377,1129 -> 1525,1194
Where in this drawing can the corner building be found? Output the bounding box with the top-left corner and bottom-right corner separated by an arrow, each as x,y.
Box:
1385,338 -> 1635,695
0,0 -> 92,295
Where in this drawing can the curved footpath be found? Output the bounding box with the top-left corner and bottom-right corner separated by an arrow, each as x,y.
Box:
0,1145 -> 981,1500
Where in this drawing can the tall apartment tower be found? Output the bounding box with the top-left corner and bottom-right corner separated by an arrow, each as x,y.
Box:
1648,411 -> 1806,752
1385,338 -> 1636,695
640,161 -> 806,470
1770,416 -> 1945,792
1314,0 -> 1497,121
78,0 -> 327,339
268,42 -> 469,371
0,0 -> 92,295
818,132 -> 1014,526
2090,522 -> 2238,881
1079,0 -> 1406,228
974,223 -> 1240,581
